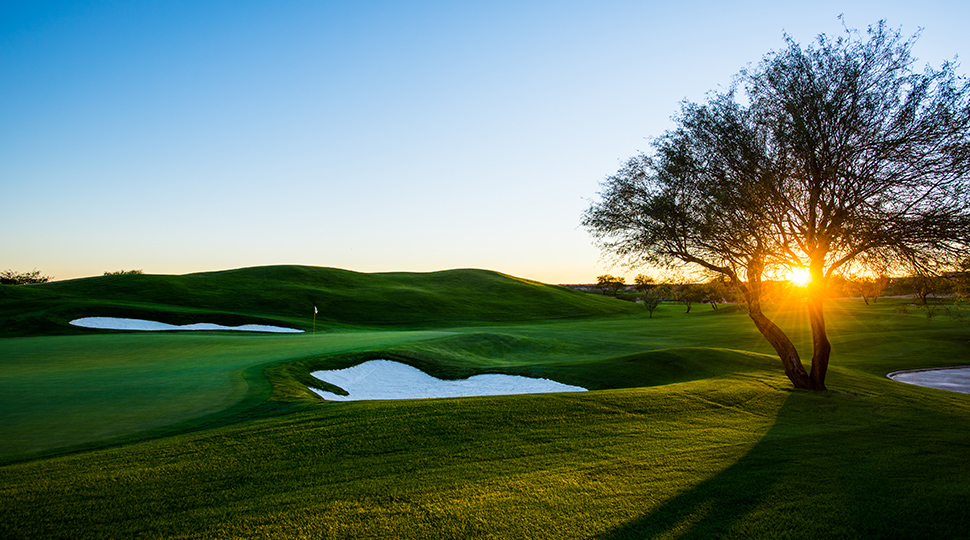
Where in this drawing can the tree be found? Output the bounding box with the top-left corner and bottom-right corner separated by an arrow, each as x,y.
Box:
633,274 -> 656,292
846,275 -> 890,305
641,285 -> 667,318
584,21 -> 970,390
702,278 -> 728,310
677,284 -> 707,314
596,274 -> 626,298
0,269 -> 52,285
633,273 -> 666,317
896,274 -> 951,305
952,260 -> 970,305
872,276 -> 891,303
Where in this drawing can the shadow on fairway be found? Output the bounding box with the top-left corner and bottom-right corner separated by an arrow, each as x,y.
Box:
595,389 -> 970,539
595,394 -> 805,539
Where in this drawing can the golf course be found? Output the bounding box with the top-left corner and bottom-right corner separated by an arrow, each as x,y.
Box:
1,265 -> 969,539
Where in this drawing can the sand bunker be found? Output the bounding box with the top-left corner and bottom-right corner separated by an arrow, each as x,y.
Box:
309,359 -> 587,401
70,317 -> 303,333
887,366 -> 970,394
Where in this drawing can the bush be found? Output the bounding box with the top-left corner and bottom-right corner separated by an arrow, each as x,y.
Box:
104,269 -> 144,276
1,269 -> 52,285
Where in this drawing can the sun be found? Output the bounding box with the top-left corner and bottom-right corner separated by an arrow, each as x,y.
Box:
785,267 -> 812,287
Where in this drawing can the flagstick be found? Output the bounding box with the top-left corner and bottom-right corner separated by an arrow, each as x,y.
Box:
313,311 -> 316,336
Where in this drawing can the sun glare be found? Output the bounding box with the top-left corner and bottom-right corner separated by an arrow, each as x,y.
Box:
785,267 -> 812,287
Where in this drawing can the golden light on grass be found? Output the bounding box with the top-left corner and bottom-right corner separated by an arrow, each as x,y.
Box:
785,267 -> 812,287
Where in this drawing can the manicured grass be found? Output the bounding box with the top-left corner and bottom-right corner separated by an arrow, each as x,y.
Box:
0,265 -> 641,336
2,268 -> 970,538
0,330 -> 451,460
2,370 -> 969,539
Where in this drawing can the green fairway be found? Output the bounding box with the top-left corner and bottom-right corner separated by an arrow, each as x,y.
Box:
2,267 -> 970,538
0,330 -> 451,460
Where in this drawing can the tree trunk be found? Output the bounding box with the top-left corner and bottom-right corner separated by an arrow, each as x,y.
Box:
806,274 -> 830,391
738,269 -> 814,389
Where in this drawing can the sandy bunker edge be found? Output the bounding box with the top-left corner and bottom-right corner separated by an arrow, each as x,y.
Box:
310,359 -> 587,401
70,317 -> 303,333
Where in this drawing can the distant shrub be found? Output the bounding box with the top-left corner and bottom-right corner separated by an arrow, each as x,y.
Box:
1,269 -> 52,285
104,269 -> 144,276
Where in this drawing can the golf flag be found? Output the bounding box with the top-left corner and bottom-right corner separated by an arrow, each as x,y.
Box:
314,306 -> 318,314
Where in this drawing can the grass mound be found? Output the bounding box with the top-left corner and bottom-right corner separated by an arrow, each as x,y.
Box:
0,265 -> 641,336
3,272 -> 970,538
372,332 -> 778,390
535,347 -> 780,390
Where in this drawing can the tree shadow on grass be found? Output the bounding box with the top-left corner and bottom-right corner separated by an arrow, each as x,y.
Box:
595,389 -> 970,540
594,393 -> 806,539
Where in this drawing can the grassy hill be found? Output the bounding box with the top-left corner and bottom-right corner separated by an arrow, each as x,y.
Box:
0,265 -> 641,336
2,267 -> 970,538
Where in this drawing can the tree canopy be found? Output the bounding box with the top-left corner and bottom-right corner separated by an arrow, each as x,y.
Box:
584,21 -> 970,390
596,274 -> 627,297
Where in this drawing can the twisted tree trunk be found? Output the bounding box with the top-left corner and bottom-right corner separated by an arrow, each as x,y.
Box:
738,262 -> 815,389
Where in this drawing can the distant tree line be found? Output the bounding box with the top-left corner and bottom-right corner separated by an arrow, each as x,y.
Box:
579,269 -> 970,319
1,268 -> 146,285
585,274 -> 732,318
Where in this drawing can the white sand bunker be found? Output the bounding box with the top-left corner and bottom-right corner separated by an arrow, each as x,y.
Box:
70,317 -> 303,333
888,366 -> 970,394
310,359 -> 587,401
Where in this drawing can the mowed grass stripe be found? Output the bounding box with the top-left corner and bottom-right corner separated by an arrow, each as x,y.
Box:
0,375 -> 787,539
2,370 -> 968,539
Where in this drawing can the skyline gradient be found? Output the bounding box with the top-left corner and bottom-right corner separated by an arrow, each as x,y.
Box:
3,1 -> 968,284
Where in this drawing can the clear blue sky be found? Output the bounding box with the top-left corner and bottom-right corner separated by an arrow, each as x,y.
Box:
3,0 -> 968,283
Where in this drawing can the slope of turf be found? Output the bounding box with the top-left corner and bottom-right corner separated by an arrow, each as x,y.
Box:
3,273 -> 970,538
0,265 -> 641,336
1,308 -> 784,463
2,369 -> 969,539
4,297 -> 968,465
